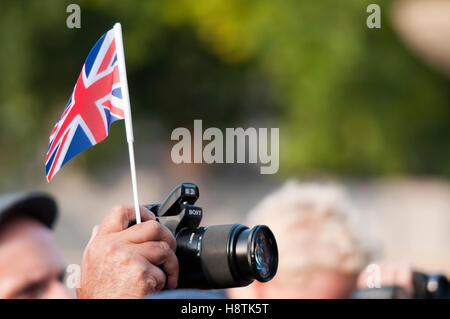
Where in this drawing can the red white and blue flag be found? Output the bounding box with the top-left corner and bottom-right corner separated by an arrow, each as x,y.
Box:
45,28 -> 125,181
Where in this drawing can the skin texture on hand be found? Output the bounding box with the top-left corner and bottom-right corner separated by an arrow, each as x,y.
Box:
77,206 -> 178,299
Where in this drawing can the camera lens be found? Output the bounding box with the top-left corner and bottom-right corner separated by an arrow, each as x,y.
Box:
253,226 -> 276,280
175,224 -> 278,289
234,225 -> 278,283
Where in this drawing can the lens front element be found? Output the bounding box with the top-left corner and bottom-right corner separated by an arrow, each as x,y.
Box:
249,225 -> 278,282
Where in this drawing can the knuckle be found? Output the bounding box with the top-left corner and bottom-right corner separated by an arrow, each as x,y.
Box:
146,269 -> 166,292
132,260 -> 149,276
158,241 -> 170,252
103,241 -> 119,256
146,277 -> 158,292
148,219 -> 160,229
144,274 -> 164,293
147,220 -> 162,234
118,250 -> 134,264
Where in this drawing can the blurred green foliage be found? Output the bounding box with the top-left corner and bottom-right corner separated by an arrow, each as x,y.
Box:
0,0 -> 449,184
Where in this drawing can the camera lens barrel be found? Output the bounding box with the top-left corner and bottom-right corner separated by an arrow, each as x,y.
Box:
176,224 -> 278,289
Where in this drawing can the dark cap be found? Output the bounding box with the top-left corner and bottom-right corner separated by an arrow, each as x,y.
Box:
0,192 -> 58,229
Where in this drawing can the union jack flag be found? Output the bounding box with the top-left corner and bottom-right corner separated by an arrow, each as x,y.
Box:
45,28 -> 124,181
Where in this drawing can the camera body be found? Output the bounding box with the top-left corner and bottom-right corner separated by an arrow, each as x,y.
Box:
413,272 -> 450,299
352,272 -> 450,299
146,183 -> 202,235
145,183 -> 278,289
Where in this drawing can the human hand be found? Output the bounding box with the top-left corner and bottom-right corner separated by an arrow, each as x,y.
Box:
77,205 -> 178,299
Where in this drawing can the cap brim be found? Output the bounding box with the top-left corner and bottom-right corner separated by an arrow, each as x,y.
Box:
0,192 -> 58,229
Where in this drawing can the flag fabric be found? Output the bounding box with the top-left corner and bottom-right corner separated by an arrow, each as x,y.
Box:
45,28 -> 124,181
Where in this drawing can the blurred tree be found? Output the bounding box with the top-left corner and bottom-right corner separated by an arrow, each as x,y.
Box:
0,0 -> 449,186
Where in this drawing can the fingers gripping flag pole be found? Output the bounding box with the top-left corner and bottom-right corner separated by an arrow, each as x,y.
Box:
113,23 -> 141,224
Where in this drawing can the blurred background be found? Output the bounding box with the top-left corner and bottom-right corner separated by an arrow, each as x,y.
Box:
1,0 -> 450,275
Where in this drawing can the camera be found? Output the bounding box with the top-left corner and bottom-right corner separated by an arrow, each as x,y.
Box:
352,272 -> 450,299
145,183 -> 279,289
413,272 -> 450,299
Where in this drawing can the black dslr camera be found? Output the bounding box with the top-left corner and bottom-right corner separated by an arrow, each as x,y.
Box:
352,272 -> 450,299
413,272 -> 450,299
145,183 -> 278,289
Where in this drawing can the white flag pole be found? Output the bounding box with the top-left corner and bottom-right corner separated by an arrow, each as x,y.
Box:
113,22 -> 141,224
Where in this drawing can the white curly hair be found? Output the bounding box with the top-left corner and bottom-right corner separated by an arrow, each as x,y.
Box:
246,180 -> 369,286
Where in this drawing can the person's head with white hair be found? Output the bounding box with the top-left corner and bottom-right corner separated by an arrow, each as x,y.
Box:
228,180 -> 369,299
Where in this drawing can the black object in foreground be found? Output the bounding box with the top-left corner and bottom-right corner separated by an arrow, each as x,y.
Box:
144,183 -> 278,289
352,272 -> 450,299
